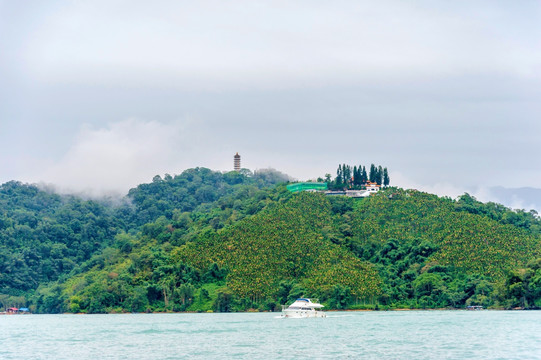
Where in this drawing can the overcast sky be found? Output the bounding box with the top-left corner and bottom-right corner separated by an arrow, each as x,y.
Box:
1,1 -> 540,208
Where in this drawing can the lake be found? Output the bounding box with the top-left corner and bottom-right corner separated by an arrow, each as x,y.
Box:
1,310 -> 540,359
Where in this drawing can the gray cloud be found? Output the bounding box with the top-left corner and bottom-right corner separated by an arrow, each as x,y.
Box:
1,1 -> 540,201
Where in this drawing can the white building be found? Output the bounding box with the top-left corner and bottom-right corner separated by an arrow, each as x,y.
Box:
365,181 -> 381,193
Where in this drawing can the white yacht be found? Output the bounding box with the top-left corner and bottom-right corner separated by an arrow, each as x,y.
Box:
281,298 -> 326,318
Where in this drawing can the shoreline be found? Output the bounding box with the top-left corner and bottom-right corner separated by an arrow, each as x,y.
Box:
12,306 -> 540,315
53,307 -> 538,315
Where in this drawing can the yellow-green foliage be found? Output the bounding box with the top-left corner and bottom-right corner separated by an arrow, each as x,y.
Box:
175,192 -> 381,299
302,247 -> 381,297
352,189 -> 541,278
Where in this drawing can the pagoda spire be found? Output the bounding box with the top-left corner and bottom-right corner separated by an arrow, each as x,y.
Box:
234,152 -> 241,171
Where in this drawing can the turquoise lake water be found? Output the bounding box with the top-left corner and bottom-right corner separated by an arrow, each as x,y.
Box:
1,311 -> 540,359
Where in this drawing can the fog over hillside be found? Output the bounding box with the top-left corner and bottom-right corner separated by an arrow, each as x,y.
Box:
483,187 -> 541,213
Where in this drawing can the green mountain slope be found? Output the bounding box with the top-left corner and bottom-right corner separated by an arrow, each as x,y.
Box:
340,189 -> 541,308
0,168 -> 289,299
176,192 -> 381,302
1,169 -> 540,313
349,189 -> 540,278
0,181 -> 125,296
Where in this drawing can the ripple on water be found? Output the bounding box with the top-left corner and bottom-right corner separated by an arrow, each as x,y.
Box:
0,311 -> 540,359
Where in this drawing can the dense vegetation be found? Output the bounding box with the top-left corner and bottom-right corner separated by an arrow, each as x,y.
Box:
176,193 -> 381,305
0,181 -> 124,295
0,167 -> 540,313
345,189 -> 540,309
325,163 -> 390,190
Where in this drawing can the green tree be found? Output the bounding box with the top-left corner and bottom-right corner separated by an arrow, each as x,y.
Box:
383,168 -> 390,187
214,287 -> 234,312
329,284 -> 351,309
369,164 -> 376,183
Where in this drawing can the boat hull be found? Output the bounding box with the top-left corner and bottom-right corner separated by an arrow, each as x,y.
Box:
281,310 -> 326,318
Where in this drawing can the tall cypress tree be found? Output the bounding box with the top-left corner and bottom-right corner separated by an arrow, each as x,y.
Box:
383,167 -> 390,187
362,166 -> 368,184
369,164 -> 376,183
336,164 -> 343,188
343,164 -> 351,188
353,166 -> 359,186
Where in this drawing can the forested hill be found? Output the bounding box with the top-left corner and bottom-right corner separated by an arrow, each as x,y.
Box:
0,168 -> 289,308
125,167 -> 292,226
0,181 -> 124,295
1,168 -> 540,313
